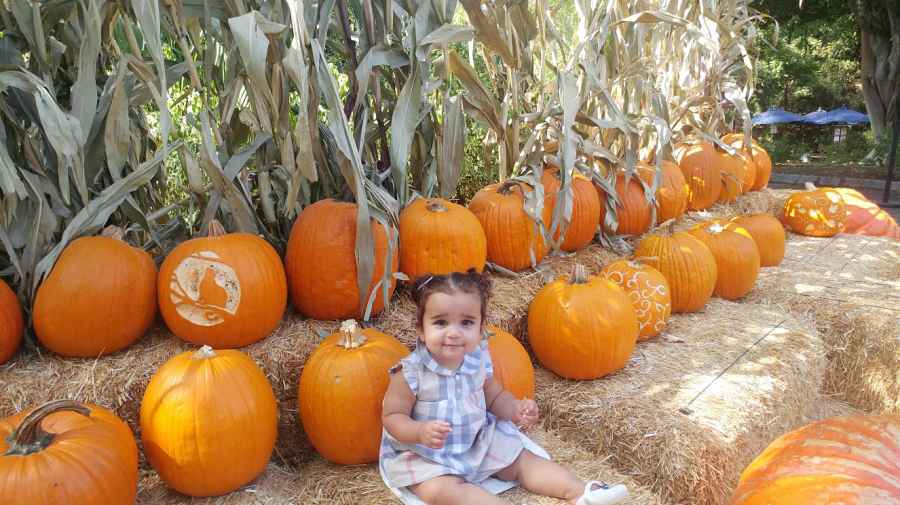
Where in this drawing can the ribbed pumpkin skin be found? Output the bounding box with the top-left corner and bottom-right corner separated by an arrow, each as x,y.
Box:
689,224 -> 760,300
487,325 -> 535,399
833,187 -> 900,239
33,235 -> 156,357
469,182 -> 546,271
542,171 -> 601,251
717,151 -> 747,203
731,415 -> 900,505
0,403 -> 138,505
158,228 -> 287,348
729,214 -> 786,266
0,279 -> 23,364
738,151 -> 757,193
600,260 -> 671,341
597,172 -> 652,235
674,142 -> 723,210
141,348 -> 277,497
633,232 -> 717,313
722,133 -> 772,190
639,160 -> 689,223
286,199 -> 398,319
527,272 -> 637,380
298,327 -> 409,465
399,198 -> 487,277
781,188 -> 848,237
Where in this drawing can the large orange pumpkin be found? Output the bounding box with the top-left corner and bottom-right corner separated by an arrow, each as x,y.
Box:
0,400 -> 138,505
158,220 -> 286,348
298,320 -> 409,465
33,226 -> 156,357
542,169 -> 601,251
638,160 -> 689,223
781,185 -> 848,237
596,171 -> 653,236
674,141 -> 723,210
633,228 -> 717,313
722,133 -> 772,191
469,181 -> 546,271
689,222 -> 760,300
399,198 -> 487,278
286,199 -> 398,319
729,214 -> 786,266
0,278 -> 23,364
717,150 -> 751,203
486,325 -> 535,399
599,259 -> 671,341
730,414 -> 900,505
140,346 -> 277,497
832,187 -> 900,239
527,265 -> 637,380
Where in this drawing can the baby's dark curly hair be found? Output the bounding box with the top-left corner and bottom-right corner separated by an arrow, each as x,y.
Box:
410,269 -> 492,330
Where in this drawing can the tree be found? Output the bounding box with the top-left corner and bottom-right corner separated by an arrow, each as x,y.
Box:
853,0 -> 900,138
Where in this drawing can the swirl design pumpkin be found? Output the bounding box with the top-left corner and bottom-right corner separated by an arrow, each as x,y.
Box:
600,260 -> 671,341
781,186 -> 848,237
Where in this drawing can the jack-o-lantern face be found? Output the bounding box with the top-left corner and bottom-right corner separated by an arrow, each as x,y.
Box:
781,186 -> 847,237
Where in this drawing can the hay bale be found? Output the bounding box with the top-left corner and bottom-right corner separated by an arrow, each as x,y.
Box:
533,299 -> 827,505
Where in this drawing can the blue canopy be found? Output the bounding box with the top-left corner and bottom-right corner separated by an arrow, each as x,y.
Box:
824,106 -> 869,124
801,108 -> 831,125
751,107 -> 805,125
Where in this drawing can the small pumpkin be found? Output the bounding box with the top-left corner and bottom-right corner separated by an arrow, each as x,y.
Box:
542,169 -> 602,251
486,325 -> 535,399
528,265 -> 637,380
140,346 -> 278,497
0,278 -> 23,364
633,227 -> 717,313
730,414 -> 900,505
0,400 -> 138,505
638,160 -> 689,223
33,226 -> 157,357
286,199 -> 398,319
469,181 -> 547,271
158,220 -> 287,348
729,214 -> 786,266
599,259 -> 671,341
596,171 -> 653,236
832,187 -> 900,239
781,184 -> 848,237
721,134 -> 772,191
298,320 -> 409,465
674,141 -> 723,210
399,198 -> 487,278
689,222 -> 760,300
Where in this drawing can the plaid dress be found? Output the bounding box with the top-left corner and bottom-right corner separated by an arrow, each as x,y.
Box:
379,340 -> 527,488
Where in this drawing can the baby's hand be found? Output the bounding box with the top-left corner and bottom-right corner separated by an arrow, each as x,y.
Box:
418,420 -> 452,449
513,398 -> 539,430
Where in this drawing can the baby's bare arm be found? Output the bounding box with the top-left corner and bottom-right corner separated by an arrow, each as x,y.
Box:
484,377 -> 518,421
382,372 -> 423,444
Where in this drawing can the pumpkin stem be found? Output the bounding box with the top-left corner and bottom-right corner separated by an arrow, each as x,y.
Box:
568,264 -> 590,284
338,319 -> 367,349
101,225 -> 125,241
3,400 -> 91,456
804,182 -> 817,191
708,222 -> 725,234
497,180 -> 524,196
193,345 -> 217,360
208,220 -> 227,237
426,200 -> 448,213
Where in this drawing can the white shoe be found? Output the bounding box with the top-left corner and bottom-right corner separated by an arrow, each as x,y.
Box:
575,481 -> 629,505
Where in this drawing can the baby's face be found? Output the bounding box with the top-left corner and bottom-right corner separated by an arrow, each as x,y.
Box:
419,290 -> 483,370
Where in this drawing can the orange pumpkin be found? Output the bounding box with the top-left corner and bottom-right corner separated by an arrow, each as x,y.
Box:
674,141 -> 723,210
599,260 -> 671,341
689,222 -> 760,300
731,414 -> 900,505
781,185 -> 848,237
717,150 -> 748,203
140,346 -> 277,497
633,229 -> 717,313
832,187 -> 900,239
542,170 -> 601,251
399,198 -> 487,278
596,172 -> 653,236
33,226 -> 156,357
638,160 -> 689,223
469,181 -> 546,271
486,325 -> 535,399
0,400 -> 138,505
722,133 -> 772,191
729,214 -> 786,266
298,320 -> 409,465
527,265 -> 637,380
0,278 -> 23,364
158,220 -> 287,348
286,199 -> 398,319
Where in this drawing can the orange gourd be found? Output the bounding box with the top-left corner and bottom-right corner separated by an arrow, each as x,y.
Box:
298,320 -> 409,465
33,226 -> 156,357
158,220 -> 287,348
527,265 -> 637,380
140,346 -> 277,497
469,181 -> 546,271
486,325 -> 535,399
832,187 -> 900,239
674,141 -> 723,210
0,278 -> 23,364
729,214 -> 786,266
722,133 -> 772,190
689,222 -> 760,300
596,172 -> 653,236
781,185 -> 848,237
286,199 -> 398,319
399,198 -> 487,278
638,160 -> 689,223
542,170 -> 601,251
0,400 -> 138,505
633,228 -> 717,313
599,260 -> 671,341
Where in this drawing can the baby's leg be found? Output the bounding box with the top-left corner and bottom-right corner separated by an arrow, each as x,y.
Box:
494,450 -> 584,502
411,475 -> 509,505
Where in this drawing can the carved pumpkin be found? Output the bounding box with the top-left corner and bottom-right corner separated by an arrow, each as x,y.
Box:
689,222 -> 760,300
781,185 -> 847,237
286,199 -> 398,319
674,141 -> 723,210
729,214 -> 786,266
141,346 -> 277,497
832,187 -> 900,239
487,325 -> 535,399
633,228 -> 717,313
722,133 -> 772,190
731,414 -> 900,505
596,171 -> 653,236
528,265 -> 637,380
298,320 -> 409,465
0,400 -> 138,505
399,198 -> 487,278
542,169 -> 602,251
469,181 -> 546,271
158,220 -> 287,348
600,260 -> 671,341
33,226 -> 156,357
638,160 -> 689,223
0,278 -> 23,364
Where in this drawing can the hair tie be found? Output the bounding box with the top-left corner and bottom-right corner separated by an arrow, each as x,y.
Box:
417,275 -> 434,290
